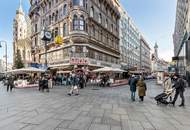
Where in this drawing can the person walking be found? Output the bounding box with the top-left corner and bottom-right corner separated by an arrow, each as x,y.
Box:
171,75 -> 187,107
79,74 -> 84,89
128,75 -> 138,101
136,77 -> 147,102
7,75 -> 14,92
68,72 -> 79,96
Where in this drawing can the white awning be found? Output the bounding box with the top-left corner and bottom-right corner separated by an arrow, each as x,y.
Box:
93,67 -> 126,73
6,67 -> 46,74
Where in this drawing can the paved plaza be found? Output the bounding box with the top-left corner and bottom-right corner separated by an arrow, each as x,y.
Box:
0,80 -> 190,130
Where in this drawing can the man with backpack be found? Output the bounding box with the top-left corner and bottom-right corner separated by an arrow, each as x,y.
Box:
171,75 -> 187,107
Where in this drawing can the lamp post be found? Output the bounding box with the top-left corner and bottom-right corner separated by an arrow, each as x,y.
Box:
0,41 -> 7,72
32,4 -> 52,70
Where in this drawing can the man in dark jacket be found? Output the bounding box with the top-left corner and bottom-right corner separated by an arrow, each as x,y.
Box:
7,76 -> 14,92
171,75 -> 187,107
128,75 -> 138,101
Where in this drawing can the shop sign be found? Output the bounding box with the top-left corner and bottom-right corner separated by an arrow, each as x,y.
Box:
55,36 -> 63,45
70,58 -> 88,65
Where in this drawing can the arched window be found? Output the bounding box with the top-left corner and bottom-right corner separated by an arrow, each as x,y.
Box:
63,23 -> 67,36
73,0 -> 79,6
90,7 -> 94,18
80,0 -> 85,7
63,4 -> 67,15
22,50 -> 25,61
49,15 -> 51,25
98,13 -> 102,24
91,25 -> 95,37
79,15 -> 85,30
105,19 -> 108,28
55,10 -> 58,22
111,24 -> 113,32
73,15 -> 78,30
52,13 -> 55,23
27,51 -> 30,61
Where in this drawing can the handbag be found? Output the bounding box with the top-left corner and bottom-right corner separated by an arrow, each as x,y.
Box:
74,85 -> 78,89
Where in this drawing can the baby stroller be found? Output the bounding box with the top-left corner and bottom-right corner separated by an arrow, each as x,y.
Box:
155,88 -> 175,105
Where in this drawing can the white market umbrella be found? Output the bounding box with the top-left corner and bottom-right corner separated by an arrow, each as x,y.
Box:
93,67 -> 113,72
112,68 -> 126,73
7,67 -> 46,74
57,70 -> 71,74
93,67 -> 125,73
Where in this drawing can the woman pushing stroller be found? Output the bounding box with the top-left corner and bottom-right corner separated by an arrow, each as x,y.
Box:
155,74 -> 187,107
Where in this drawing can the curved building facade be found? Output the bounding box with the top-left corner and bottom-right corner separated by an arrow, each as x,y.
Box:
29,0 -> 120,70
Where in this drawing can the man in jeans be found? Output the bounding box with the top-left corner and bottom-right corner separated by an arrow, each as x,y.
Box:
128,75 -> 138,101
171,75 -> 187,107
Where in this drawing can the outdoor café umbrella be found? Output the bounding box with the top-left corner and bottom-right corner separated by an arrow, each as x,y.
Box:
6,67 -> 46,74
93,67 -> 125,73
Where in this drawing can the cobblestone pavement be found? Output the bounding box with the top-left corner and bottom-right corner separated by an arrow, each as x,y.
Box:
0,80 -> 190,130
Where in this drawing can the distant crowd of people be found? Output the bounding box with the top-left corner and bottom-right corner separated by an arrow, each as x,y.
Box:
1,70 -> 189,108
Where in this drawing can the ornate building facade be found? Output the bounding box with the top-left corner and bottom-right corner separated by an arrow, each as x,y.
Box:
29,0 -> 120,70
13,0 -> 32,67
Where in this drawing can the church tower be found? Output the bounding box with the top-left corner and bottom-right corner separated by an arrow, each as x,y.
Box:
13,0 -> 32,67
13,0 -> 27,42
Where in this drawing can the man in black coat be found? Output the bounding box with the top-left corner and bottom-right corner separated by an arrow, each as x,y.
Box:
171,75 -> 187,107
7,76 -> 14,92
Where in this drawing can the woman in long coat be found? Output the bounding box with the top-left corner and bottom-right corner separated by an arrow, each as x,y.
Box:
137,77 -> 147,101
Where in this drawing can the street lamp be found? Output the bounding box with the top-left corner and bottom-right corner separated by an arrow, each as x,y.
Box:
32,5 -> 52,70
0,41 -> 7,72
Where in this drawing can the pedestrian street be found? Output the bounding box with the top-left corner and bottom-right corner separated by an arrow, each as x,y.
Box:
0,80 -> 190,130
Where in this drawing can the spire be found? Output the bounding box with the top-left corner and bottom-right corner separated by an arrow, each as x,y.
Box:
154,42 -> 158,58
17,0 -> 24,13
154,42 -> 158,49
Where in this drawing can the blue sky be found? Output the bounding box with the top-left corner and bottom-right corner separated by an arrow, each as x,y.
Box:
120,0 -> 177,61
0,0 -> 176,63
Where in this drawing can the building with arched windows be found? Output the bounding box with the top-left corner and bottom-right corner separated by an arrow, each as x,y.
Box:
29,0 -> 120,70
13,0 -> 32,68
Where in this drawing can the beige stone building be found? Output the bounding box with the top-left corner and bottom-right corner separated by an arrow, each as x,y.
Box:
13,0 -> 32,67
29,0 -> 120,70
